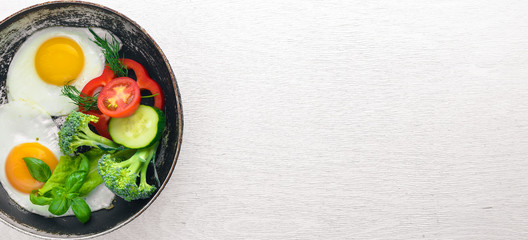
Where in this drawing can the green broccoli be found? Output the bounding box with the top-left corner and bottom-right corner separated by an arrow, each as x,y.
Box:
58,111 -> 119,156
98,142 -> 159,201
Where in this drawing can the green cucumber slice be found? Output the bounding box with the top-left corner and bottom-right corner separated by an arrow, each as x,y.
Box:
108,105 -> 165,149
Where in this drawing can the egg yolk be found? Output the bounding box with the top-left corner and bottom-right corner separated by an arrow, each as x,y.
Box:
34,37 -> 84,86
5,143 -> 58,194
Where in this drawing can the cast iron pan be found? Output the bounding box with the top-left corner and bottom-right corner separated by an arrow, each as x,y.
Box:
0,1 -> 183,238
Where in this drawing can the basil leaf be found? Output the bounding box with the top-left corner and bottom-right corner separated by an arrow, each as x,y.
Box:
65,171 -> 87,193
67,192 -> 80,199
38,155 -> 77,195
78,154 -> 89,173
22,157 -> 51,182
48,196 -> 71,215
71,197 -> 91,223
51,187 -> 66,198
29,190 -> 52,206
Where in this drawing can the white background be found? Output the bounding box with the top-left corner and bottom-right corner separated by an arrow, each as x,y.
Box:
2,0 -> 528,239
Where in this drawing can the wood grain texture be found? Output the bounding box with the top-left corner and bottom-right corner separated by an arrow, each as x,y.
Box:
2,0 -> 528,239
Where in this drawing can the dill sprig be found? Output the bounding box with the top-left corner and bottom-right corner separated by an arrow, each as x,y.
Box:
89,28 -> 128,77
61,85 -> 99,112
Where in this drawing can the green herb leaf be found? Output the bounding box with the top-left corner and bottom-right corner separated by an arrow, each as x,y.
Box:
71,197 -> 91,223
61,85 -> 99,112
38,155 -> 78,196
78,154 -> 90,173
65,171 -> 87,193
89,28 -> 128,77
48,196 -> 71,216
51,187 -> 66,198
67,192 -> 80,199
22,157 -> 51,182
29,190 -> 52,206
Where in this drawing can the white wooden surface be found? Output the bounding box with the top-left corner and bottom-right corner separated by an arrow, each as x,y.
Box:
2,0 -> 528,239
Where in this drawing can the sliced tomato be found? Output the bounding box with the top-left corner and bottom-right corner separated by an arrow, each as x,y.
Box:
97,77 -> 141,118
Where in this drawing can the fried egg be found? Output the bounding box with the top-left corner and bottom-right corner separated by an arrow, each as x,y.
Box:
0,100 -> 114,217
6,27 -> 117,116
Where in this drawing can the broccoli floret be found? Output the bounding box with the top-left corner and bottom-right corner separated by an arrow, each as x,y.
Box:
58,111 -> 119,156
98,142 -> 159,201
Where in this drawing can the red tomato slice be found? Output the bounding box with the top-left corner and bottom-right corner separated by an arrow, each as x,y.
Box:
97,77 -> 141,118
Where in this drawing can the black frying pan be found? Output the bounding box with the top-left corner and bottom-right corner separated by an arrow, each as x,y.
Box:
0,1 -> 183,238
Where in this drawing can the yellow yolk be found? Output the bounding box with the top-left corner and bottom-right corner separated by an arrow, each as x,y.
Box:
5,143 -> 58,193
34,37 -> 84,86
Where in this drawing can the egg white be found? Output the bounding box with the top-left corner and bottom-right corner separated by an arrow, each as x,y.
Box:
0,100 -> 114,217
6,27 -> 118,116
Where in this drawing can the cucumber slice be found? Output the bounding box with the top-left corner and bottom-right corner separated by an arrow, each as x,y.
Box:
108,105 -> 165,149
